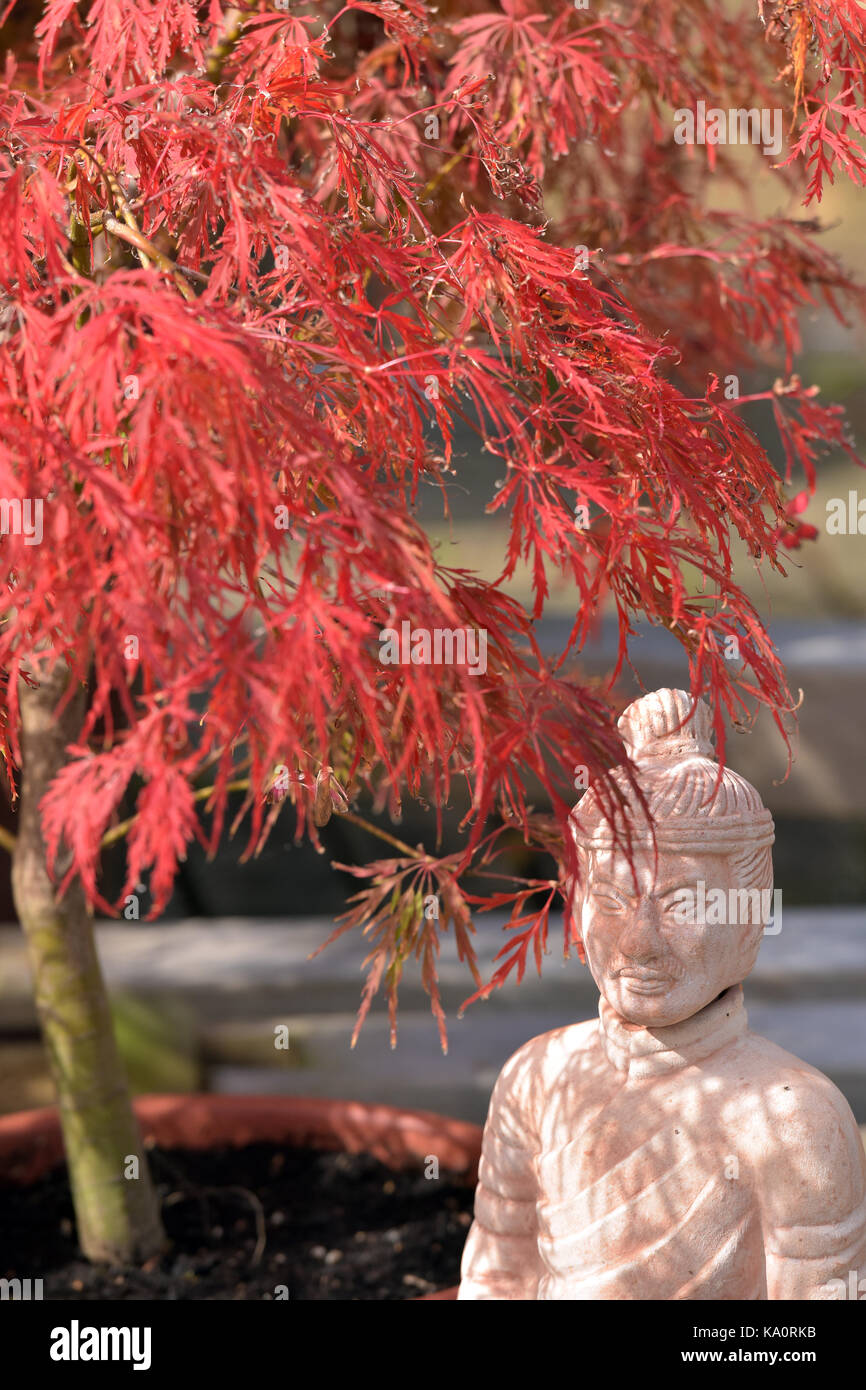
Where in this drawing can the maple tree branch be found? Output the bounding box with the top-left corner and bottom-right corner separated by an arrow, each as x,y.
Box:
98,775 -> 421,864
101,216 -> 196,301
99,778 -> 252,849
67,210 -> 92,284
72,144 -> 201,301
420,140 -> 473,200
70,146 -> 150,269
205,6 -> 245,85
93,194 -> 307,319
339,810 -> 419,859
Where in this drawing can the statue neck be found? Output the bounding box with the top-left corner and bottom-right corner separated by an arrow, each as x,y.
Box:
599,984 -> 747,1079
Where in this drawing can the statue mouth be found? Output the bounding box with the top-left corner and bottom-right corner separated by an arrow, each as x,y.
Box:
615,968 -> 671,993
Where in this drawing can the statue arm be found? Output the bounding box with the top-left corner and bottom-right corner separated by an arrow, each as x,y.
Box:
762,1079 -> 866,1300
458,1047 -> 541,1300
765,1194 -> 866,1301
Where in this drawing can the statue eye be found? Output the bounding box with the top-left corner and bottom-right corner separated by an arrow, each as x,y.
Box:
657,889 -> 695,919
592,889 -> 628,913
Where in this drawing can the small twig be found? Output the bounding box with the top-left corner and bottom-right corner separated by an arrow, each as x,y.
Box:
99,778 -> 251,848
101,774 -> 422,871
340,809 -> 420,858
420,140 -> 472,200
204,1184 -> 267,1267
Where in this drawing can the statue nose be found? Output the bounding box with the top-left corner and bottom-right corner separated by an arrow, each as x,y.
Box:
619,897 -> 663,960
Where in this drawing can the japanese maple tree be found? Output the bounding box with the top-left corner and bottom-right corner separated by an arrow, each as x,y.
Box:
0,0 -> 864,1264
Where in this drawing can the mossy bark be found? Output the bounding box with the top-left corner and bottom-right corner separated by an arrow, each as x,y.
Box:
10,664 -> 165,1264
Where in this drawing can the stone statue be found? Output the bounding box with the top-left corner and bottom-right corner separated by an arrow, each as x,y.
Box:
459,688 -> 866,1300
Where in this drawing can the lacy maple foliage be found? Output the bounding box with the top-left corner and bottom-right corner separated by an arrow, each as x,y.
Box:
0,0 -> 863,1044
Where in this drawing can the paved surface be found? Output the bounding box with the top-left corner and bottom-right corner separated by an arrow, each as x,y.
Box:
1,908 -> 864,1122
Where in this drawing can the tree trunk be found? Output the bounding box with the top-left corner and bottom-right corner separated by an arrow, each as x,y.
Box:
10,663 -> 165,1263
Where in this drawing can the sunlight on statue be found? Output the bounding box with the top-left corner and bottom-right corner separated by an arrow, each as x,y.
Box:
459,689 -> 866,1300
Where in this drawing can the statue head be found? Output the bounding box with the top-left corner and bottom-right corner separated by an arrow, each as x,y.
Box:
569,688 -> 774,1028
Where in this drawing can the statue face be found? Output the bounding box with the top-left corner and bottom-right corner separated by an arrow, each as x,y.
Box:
578,844 -> 762,1027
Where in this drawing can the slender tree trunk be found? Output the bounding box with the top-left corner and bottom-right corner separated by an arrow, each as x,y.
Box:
10,663 -> 165,1263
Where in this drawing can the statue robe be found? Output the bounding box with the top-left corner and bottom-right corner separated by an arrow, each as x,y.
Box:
458,986 -> 866,1300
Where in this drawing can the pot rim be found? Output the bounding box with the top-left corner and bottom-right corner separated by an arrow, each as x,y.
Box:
0,1091 -> 481,1185
0,1093 -> 474,1301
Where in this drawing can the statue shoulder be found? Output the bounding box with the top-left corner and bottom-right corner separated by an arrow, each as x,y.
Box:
737,1039 -> 866,1216
491,1017 -> 598,1106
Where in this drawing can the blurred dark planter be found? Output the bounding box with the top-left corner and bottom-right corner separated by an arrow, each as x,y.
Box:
0,1093 -> 477,1299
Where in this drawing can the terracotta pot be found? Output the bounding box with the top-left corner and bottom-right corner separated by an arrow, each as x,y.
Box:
0,1093 -> 477,1300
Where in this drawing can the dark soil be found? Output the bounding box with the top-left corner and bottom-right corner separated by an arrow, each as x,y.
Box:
0,1141 -> 475,1300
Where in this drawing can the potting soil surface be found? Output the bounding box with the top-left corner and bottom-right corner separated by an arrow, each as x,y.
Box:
0,1141 -> 475,1299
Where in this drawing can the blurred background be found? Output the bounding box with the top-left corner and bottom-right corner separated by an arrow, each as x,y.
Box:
0,61 -> 864,1130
